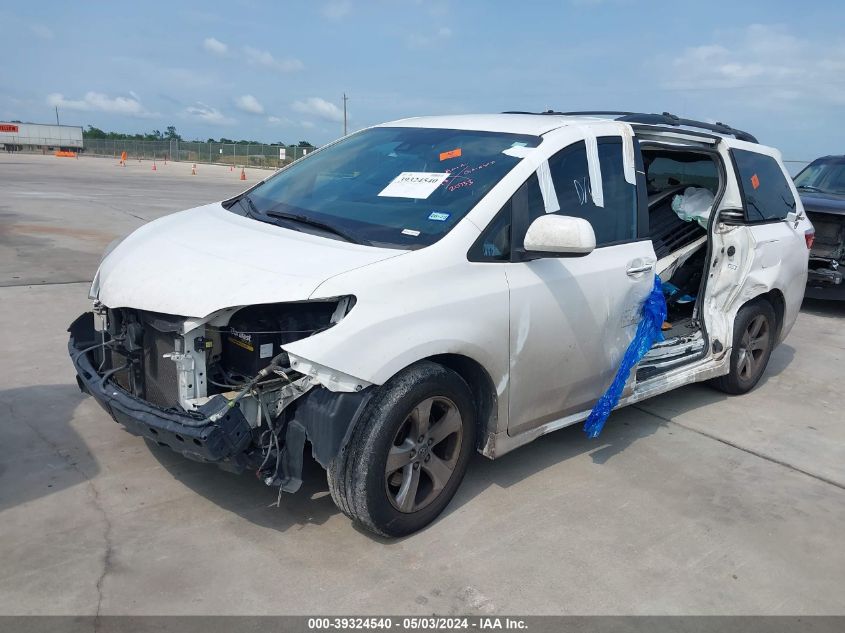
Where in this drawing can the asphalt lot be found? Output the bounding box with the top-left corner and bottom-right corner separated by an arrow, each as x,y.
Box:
1,152 -> 844,615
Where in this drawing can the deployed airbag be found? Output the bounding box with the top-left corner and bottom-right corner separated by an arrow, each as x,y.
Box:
672,187 -> 715,229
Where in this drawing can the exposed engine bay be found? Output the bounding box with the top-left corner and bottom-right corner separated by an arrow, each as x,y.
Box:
69,296 -> 369,495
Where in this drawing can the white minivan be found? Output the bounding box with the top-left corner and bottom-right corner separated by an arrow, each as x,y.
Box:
69,111 -> 812,536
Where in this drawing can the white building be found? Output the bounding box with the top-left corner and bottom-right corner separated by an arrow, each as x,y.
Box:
1,122 -> 83,151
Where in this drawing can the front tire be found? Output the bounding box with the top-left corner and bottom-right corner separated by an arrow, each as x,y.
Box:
327,361 -> 476,537
711,299 -> 776,395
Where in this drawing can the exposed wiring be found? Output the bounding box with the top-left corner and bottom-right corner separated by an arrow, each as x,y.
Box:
255,425 -> 275,474
208,377 -> 246,390
71,336 -> 120,361
272,429 -> 283,508
97,363 -> 130,387
97,328 -> 107,372
255,393 -> 283,487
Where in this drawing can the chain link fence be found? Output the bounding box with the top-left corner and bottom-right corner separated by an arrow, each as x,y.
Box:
80,139 -> 315,169
8,136 -> 811,176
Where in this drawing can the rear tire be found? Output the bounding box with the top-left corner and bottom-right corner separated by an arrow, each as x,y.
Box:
327,361 -> 476,537
711,299 -> 776,395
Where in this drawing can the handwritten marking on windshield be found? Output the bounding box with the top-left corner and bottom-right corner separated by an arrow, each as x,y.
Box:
442,160 -> 496,193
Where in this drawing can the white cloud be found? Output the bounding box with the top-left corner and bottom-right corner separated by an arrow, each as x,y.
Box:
292,97 -> 344,123
111,56 -> 219,90
184,102 -> 236,125
203,37 -> 228,56
267,115 -> 292,126
243,46 -> 303,72
406,26 -> 453,49
665,24 -> 845,106
235,94 -> 264,114
301,121 -> 316,129
30,24 -> 53,40
322,1 -> 351,20
46,91 -> 155,117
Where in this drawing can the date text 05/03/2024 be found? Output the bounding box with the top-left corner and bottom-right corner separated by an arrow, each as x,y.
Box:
306,616 -> 528,630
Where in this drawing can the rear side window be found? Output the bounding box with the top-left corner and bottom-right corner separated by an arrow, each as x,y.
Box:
732,149 -> 796,222
645,154 -> 719,195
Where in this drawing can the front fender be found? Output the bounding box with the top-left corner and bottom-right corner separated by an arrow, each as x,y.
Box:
281,235 -> 510,446
283,297 -> 508,389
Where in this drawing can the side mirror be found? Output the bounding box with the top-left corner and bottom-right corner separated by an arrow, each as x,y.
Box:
523,214 -> 596,257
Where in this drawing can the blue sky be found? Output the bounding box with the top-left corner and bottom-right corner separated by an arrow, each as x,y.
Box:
2,0 -> 844,161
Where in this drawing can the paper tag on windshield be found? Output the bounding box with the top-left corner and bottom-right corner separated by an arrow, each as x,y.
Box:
378,172 -> 449,199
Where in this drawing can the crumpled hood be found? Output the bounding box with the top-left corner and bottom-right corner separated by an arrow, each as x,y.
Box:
94,202 -> 403,317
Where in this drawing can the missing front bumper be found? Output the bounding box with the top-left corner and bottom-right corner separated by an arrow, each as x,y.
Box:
68,312 -> 255,470
68,311 -> 375,481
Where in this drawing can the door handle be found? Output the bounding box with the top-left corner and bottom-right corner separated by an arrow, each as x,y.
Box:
626,264 -> 653,275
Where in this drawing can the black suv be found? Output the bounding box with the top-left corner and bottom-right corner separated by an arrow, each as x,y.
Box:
794,156 -> 845,299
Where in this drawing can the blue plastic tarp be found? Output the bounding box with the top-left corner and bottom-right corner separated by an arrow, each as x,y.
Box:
583,275 -> 667,439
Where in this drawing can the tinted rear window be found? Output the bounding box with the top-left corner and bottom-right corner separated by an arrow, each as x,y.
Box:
732,149 -> 796,221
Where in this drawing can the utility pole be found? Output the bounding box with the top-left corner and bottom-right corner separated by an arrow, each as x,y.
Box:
342,93 -> 348,136
55,106 -> 59,125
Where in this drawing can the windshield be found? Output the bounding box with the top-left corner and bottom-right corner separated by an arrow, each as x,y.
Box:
794,158 -> 845,195
232,126 -> 541,248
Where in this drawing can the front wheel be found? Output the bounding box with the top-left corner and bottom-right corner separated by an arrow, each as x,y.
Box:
327,361 -> 476,537
711,299 -> 777,395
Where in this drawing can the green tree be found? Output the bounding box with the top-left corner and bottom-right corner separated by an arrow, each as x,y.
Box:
83,125 -> 107,139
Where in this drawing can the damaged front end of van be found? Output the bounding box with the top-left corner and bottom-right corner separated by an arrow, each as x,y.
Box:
68,201 -> 396,493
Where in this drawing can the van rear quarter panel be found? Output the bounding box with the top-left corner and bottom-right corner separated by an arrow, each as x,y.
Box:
712,141 -> 809,348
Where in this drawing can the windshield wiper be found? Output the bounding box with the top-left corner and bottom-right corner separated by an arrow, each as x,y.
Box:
796,184 -> 824,193
265,210 -> 366,245
238,194 -> 260,217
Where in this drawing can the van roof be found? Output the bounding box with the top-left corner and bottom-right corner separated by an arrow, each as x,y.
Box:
379,111 -> 758,144
379,113 -> 613,137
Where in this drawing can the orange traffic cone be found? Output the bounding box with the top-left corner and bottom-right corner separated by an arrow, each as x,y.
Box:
191,163 -> 197,176
152,161 -> 157,171
240,167 -> 246,181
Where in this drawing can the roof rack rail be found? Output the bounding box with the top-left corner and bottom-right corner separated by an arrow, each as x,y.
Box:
501,110 -> 758,143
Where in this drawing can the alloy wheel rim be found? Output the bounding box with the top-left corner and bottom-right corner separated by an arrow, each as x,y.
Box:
737,314 -> 770,382
384,396 -> 463,513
